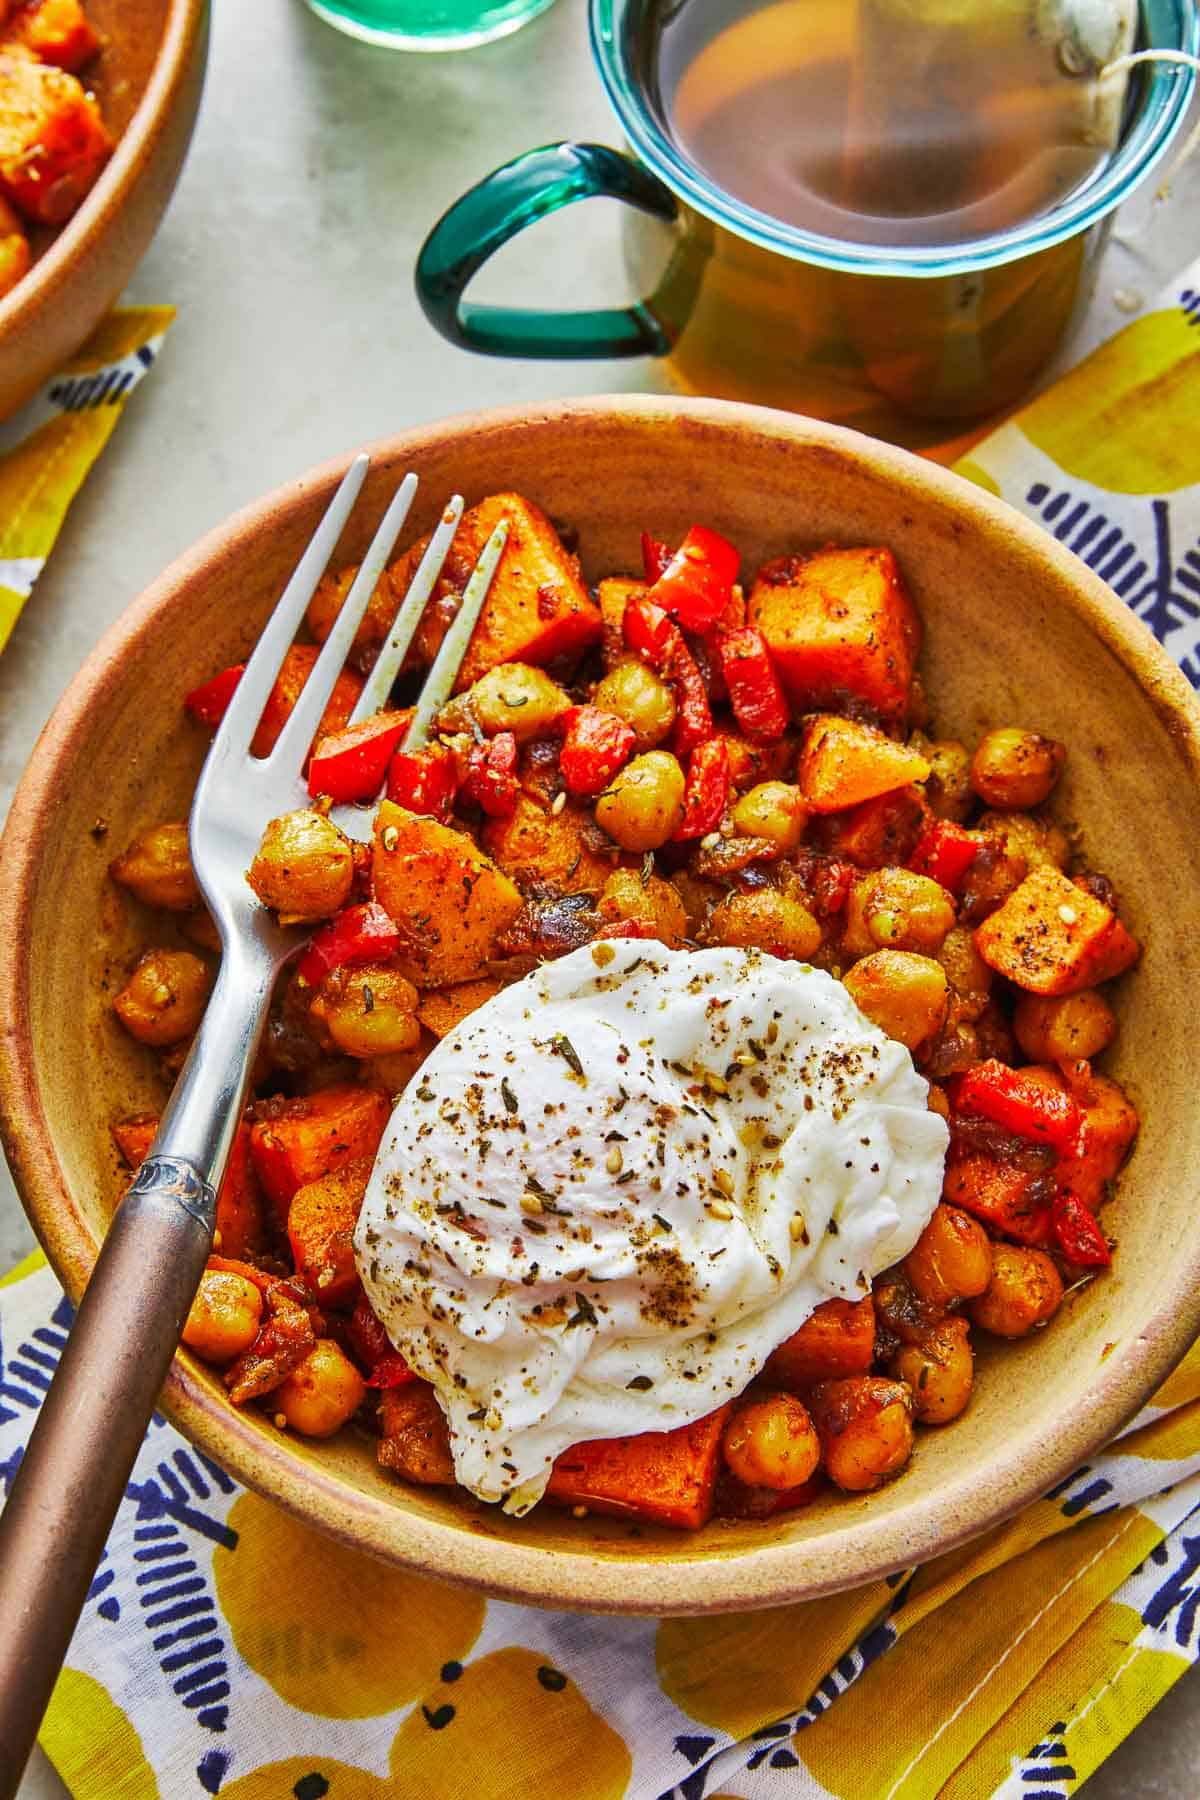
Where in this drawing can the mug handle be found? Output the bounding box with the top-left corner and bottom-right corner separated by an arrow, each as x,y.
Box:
416,142 -> 679,359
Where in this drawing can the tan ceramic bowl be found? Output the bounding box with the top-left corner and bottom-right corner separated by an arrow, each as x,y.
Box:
0,0 -> 207,419
3,397 -> 1200,1615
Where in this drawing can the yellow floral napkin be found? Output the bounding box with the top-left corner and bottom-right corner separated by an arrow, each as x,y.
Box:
0,306 -> 174,657
4,266 -> 1200,1800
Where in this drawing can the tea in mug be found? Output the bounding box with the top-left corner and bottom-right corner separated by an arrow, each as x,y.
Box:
642,0 -> 1134,247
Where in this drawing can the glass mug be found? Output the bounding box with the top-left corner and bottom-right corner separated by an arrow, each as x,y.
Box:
416,0 -> 1198,448
304,0 -> 558,52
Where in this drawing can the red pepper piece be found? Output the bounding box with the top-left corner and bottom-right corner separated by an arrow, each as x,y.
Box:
623,595 -> 679,671
1052,1190 -> 1112,1266
593,918 -> 656,941
718,627 -> 789,742
296,900 -> 401,989
307,709 -> 411,804
667,643 -> 714,755
559,705 -> 636,798
647,524 -> 739,632
346,1293 -> 419,1384
386,745 -> 457,821
366,1350 -> 419,1389
460,730 -> 520,817
641,532 -> 673,584
907,818 -> 980,894
185,663 -> 245,728
673,738 -> 730,841
954,1059 -> 1085,1157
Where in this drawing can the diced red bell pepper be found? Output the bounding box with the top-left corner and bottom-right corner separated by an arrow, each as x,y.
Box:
307,709 -> 411,804
296,900 -> 401,988
460,731 -> 520,817
366,1351 -> 418,1389
673,737 -> 730,842
559,705 -> 636,798
954,1059 -> 1085,1158
718,627 -> 789,742
185,663 -> 245,728
908,818 -> 979,894
623,595 -> 679,671
1052,1190 -> 1112,1267
386,745 -> 457,821
593,919 -> 656,941
647,524 -> 739,633
622,595 -> 713,754
641,532 -> 673,584
345,1293 -> 419,1383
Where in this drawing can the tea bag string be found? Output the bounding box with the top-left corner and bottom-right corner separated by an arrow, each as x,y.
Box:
1097,49 -> 1200,197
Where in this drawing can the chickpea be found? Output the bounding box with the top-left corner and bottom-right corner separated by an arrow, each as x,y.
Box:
247,809 -> 354,923
705,888 -> 822,960
863,868 -> 956,955
597,869 -> 687,945
592,658 -> 677,750
891,1317 -> 973,1425
462,663 -> 571,742
110,821 -> 200,912
936,926 -> 993,1022
722,1392 -> 821,1490
732,782 -> 808,853
969,1245 -> 1064,1339
182,1270 -> 262,1365
970,728 -> 1066,810
918,737 -> 972,822
975,809 -> 1069,872
842,951 -> 949,1051
272,1340 -> 367,1438
309,965 -> 422,1059
114,949 -> 211,1047
595,750 -> 686,851
904,1204 -> 992,1308
1013,990 -> 1117,1064
811,1376 -> 914,1493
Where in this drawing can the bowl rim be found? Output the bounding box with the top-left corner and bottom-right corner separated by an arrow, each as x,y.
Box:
0,0 -> 208,338
3,393 -> 1200,1615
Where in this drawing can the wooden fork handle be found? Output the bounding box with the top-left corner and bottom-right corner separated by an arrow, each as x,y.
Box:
0,1158 -> 216,1796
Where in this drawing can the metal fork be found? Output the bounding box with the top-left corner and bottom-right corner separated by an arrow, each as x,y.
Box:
0,454 -> 507,1792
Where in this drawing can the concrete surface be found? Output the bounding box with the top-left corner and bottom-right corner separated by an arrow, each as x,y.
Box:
2,0 -> 1198,1791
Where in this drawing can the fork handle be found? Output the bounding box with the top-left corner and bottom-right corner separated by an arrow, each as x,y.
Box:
0,942 -> 276,1797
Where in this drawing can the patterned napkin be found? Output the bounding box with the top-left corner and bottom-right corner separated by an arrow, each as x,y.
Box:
0,307 -> 174,657
4,261 -> 1200,1800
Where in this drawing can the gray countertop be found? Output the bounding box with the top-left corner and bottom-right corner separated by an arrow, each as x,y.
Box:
2,0 -> 1199,1791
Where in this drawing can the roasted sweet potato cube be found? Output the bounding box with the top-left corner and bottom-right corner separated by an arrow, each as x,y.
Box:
748,546 -> 920,725
974,864 -> 1140,995
287,1157 -> 372,1309
545,1406 -> 731,1530
713,725 -> 796,793
818,785 -> 928,869
764,1297 -> 876,1389
416,978 -> 504,1040
480,791 -> 615,895
251,643 -> 363,758
1020,1066 -> 1139,1208
942,1152 -> 1053,1246
377,1382 -> 456,1487
113,1115 -> 266,1259
5,0 -> 101,70
249,1084 -> 390,1227
373,800 -> 523,987
0,49 -> 111,225
798,715 -> 931,814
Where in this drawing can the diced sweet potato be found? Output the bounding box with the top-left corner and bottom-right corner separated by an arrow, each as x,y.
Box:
5,0 -> 100,70
0,49 -> 111,224
764,1297 -> 876,1389
287,1158 -> 372,1309
713,725 -> 796,793
249,1084 -> 390,1227
545,1406 -> 731,1531
1020,1066 -> 1139,1207
974,864 -> 1140,995
251,643 -> 363,758
480,791 -> 616,894
798,715 -> 931,814
372,800 -> 523,987
113,1115 -> 266,1259
942,1152 -> 1053,1247
747,546 -> 920,725
818,785 -> 928,868
598,576 -> 646,669
377,1382 -> 456,1487
416,978 -> 504,1039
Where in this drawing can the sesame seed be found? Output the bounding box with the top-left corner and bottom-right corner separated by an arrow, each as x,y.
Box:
790,1215 -> 806,1243
605,1145 -> 624,1175
713,1168 -> 735,1198
766,1020 -> 779,1045
707,1198 -> 734,1221
381,824 -> 399,852
551,790 -> 567,816
151,984 -> 172,1007
1058,905 -> 1078,925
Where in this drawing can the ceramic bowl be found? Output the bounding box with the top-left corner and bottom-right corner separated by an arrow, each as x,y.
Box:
3,396 -> 1199,1615
0,0 -> 207,419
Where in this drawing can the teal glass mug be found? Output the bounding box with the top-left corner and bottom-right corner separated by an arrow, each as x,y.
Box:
417,0 -> 1198,449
